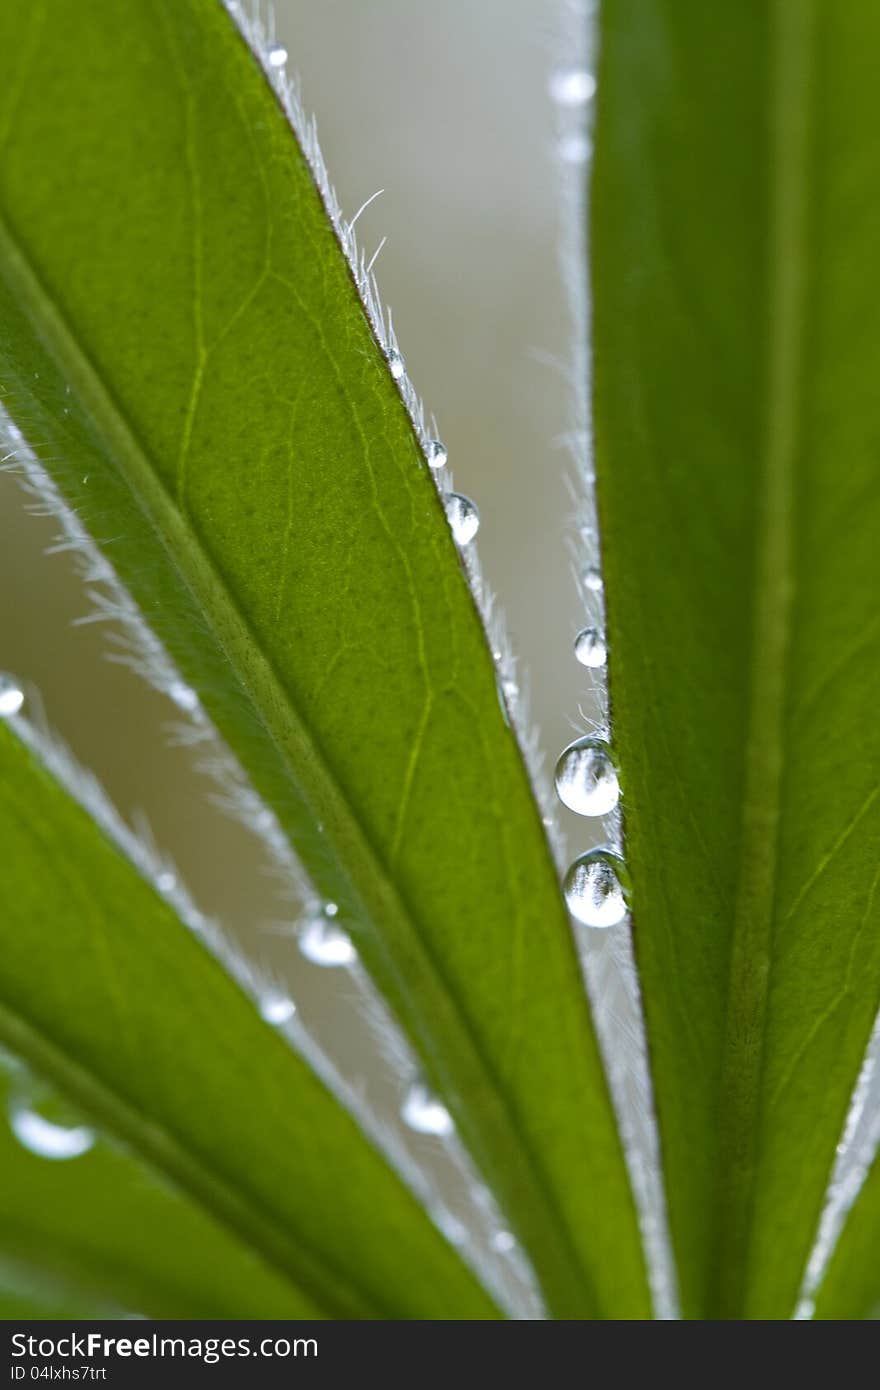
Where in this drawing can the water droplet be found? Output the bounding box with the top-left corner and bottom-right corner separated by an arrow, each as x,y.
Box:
255,808 -> 274,832
401,1081 -> 453,1137
299,917 -> 356,967
425,438 -> 447,470
260,992 -> 296,1026
387,350 -> 405,380
267,43 -> 288,67
0,675 -> 24,718
555,737 -> 619,817
9,1093 -> 95,1162
445,493 -> 480,545
574,627 -> 607,668
168,680 -> 199,712
564,849 -> 629,928
559,132 -> 592,165
490,1229 -> 517,1254
156,870 -> 177,895
550,68 -> 597,107
583,565 -> 604,593
323,901 -> 339,919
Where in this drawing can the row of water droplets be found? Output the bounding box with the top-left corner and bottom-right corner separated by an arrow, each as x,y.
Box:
547,48 -> 628,935
549,2 -> 679,1319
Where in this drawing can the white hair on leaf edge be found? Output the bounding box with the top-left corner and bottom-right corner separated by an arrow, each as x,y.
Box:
551,0 -> 679,1319
794,1008 -> 880,1318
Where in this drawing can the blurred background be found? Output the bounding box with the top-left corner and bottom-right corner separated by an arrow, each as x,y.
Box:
0,0 -> 591,1256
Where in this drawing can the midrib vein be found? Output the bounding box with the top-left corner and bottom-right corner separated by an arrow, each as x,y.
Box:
712,0 -> 813,1317
0,211 -> 596,1316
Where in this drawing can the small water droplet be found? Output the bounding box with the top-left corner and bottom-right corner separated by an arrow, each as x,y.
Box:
0,675 -> 24,718
299,917 -> 356,967
401,1081 -> 453,1137
490,1229 -> 517,1254
558,132 -> 592,165
550,68 -> 597,106
583,565 -> 604,593
9,1093 -> 95,1162
260,992 -> 296,1026
564,848 -> 629,928
323,901 -> 339,919
267,43 -> 288,67
555,737 -> 619,817
156,870 -> 177,895
168,680 -> 199,712
574,627 -> 607,668
424,438 -> 447,470
387,350 -> 405,380
255,808 -> 274,832
445,493 -> 480,545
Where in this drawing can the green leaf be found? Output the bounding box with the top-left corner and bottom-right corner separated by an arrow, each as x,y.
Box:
0,0 -> 648,1315
0,719 -> 497,1319
0,1074 -> 320,1319
593,0 -> 880,1317
813,1152 -> 880,1319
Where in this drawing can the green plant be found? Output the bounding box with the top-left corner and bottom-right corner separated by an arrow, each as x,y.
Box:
0,0 -> 876,1321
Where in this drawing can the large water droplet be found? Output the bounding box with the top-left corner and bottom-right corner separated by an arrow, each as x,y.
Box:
401,1081 -> 453,1137
0,675 -> 24,718
425,438 -> 447,470
267,43 -> 288,68
550,68 -> 597,107
555,737 -> 619,817
564,849 -> 629,928
260,991 -> 297,1026
445,493 -> 480,545
299,916 -> 356,967
9,1093 -> 95,1162
387,350 -> 405,380
574,627 -> 607,668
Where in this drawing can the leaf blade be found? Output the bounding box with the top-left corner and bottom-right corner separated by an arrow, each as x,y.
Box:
0,0 -> 648,1315
593,0 -> 880,1318
0,719 -> 497,1319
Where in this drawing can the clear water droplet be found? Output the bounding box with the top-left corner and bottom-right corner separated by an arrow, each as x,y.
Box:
445,493 -> 480,545
387,350 -> 405,380
550,67 -> 597,106
299,917 -> 356,967
574,627 -> 607,668
424,438 -> 447,470
9,1093 -> 95,1162
323,901 -> 339,919
401,1081 -> 453,1137
559,132 -> 592,165
0,675 -> 24,718
168,680 -> 199,712
564,848 -> 629,928
490,1229 -> 517,1254
555,737 -> 619,817
267,43 -> 288,67
156,870 -> 177,895
583,565 -> 604,593
260,992 -> 296,1026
